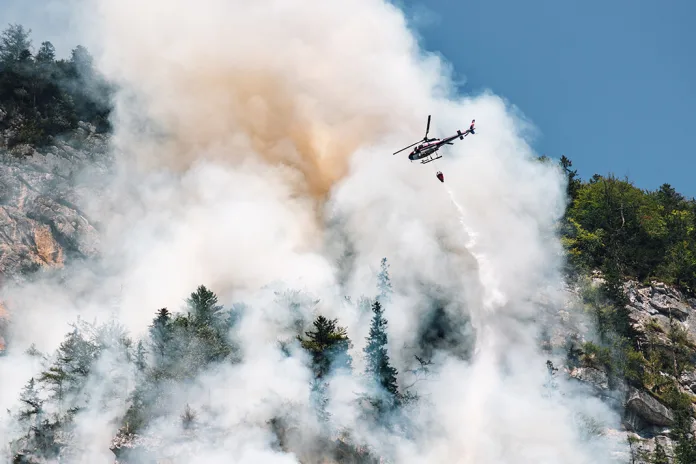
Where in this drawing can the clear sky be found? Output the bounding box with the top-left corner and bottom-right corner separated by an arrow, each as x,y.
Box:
2,0 -> 695,197
0,0 -> 80,59
400,0 -> 696,198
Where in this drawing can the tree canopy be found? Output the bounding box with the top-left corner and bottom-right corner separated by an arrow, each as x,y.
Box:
0,24 -> 113,148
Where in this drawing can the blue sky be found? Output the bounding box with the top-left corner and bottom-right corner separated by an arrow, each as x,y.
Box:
2,0 -> 694,197
400,0 -> 696,198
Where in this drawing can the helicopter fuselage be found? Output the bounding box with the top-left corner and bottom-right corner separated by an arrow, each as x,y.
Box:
408,140 -> 441,160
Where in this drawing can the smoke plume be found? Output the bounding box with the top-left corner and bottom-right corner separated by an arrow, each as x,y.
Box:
0,0 -> 630,463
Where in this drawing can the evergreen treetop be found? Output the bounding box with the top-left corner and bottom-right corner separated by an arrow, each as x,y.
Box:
363,300 -> 400,410
299,315 -> 352,379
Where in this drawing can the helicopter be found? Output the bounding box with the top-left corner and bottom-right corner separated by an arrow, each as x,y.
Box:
393,115 -> 475,165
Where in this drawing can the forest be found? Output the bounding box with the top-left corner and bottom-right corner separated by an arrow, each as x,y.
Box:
2,23 -> 696,463
0,24 -> 112,148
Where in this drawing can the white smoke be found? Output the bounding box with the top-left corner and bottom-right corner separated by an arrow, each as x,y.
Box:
0,0 -> 629,462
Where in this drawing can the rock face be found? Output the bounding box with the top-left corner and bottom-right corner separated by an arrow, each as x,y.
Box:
625,386 -> 675,428
0,121 -> 110,283
570,366 -> 610,390
625,280 -> 692,332
565,278 -> 696,463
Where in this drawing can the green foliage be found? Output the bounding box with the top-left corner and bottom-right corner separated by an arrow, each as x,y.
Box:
298,314 -> 353,422
558,157 -> 696,448
0,24 -> 32,63
145,286 -> 239,382
363,300 -> 400,415
7,318 -> 134,461
0,23 -> 113,148
377,257 -> 393,303
560,155 -> 581,202
38,320 -> 101,403
118,285 -> 242,437
298,315 -> 352,379
561,155 -> 696,293
579,341 -> 612,370
661,386 -> 696,464
651,441 -> 669,464
186,284 -> 223,327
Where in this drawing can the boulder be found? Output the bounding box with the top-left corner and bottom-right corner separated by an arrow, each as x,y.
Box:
625,387 -> 675,427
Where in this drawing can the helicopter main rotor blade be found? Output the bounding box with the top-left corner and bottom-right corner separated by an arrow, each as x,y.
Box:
393,140 -> 420,155
425,115 -> 431,139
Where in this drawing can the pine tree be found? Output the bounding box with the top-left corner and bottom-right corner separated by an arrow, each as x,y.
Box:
299,315 -> 353,423
298,315 -> 352,379
148,308 -> 173,375
39,322 -> 99,405
149,308 -> 172,352
363,300 -> 400,415
17,378 -> 43,424
184,285 -> 235,365
186,285 -> 223,328
376,258 -> 393,303
35,41 -> 55,63
559,155 -> 581,202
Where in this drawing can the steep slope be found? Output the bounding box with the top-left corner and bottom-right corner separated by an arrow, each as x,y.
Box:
550,276 -> 696,464
1,3 -> 696,464
0,122 -> 109,280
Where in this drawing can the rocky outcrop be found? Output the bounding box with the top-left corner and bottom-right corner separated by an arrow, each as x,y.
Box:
569,366 -> 610,390
564,278 -> 696,463
628,434 -> 676,464
625,281 -> 691,321
625,387 -> 675,428
0,121 -> 110,283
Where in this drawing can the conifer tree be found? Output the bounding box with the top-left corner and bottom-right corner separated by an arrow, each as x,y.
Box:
39,322 -> 99,405
299,315 -> 352,379
363,300 -> 400,415
147,307 -> 170,363
17,378 -> 43,425
299,315 -> 352,422
184,285 -> 235,365
70,45 -> 93,72
35,41 -> 55,63
559,155 -> 581,201
186,285 -> 223,328
376,258 -> 393,303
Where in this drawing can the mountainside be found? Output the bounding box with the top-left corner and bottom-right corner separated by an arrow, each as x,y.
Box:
1,13 -> 696,464
0,125 -> 109,280
561,277 -> 696,463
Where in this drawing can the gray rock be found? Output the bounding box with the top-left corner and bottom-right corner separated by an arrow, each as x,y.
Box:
627,433 -> 676,464
570,366 -> 610,390
680,371 -> 696,394
0,124 -> 111,282
625,387 -> 675,427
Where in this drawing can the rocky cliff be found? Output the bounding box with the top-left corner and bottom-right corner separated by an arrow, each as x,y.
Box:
0,122 -> 110,281
557,278 -> 696,464
0,121 -> 111,356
